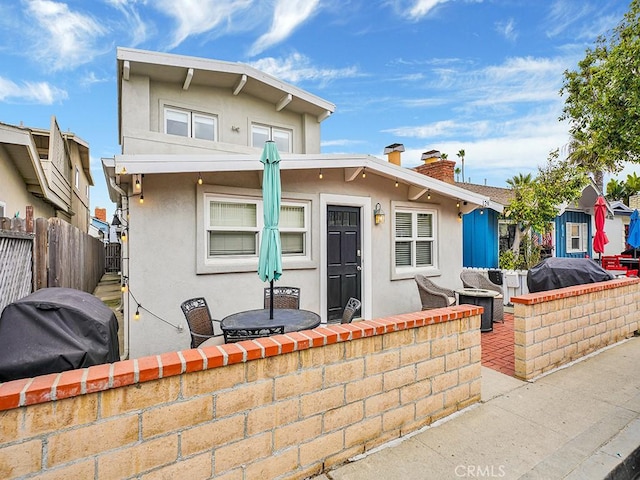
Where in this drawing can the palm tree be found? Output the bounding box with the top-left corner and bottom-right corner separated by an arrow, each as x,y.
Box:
606,179 -> 627,203
441,152 -> 448,159
506,173 -> 533,188
456,149 -> 465,183
625,173 -> 640,196
567,136 -> 603,192
454,166 -> 461,182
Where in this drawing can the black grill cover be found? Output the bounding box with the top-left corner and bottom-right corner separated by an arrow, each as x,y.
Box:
0,288 -> 119,382
527,257 -> 614,293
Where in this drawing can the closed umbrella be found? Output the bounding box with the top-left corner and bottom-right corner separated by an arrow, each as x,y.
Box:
593,196 -> 609,262
257,141 -> 282,319
628,209 -> 640,258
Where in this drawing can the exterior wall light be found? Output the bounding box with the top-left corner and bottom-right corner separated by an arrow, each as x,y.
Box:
374,202 -> 385,225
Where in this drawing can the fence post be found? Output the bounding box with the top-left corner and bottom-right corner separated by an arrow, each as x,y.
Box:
34,218 -> 48,291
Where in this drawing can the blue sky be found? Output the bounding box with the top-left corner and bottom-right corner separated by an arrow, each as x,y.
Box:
0,0 -> 634,218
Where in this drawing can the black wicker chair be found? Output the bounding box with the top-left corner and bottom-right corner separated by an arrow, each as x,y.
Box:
180,297 -> 224,348
264,286 -> 300,309
341,297 -> 362,324
414,275 -> 456,310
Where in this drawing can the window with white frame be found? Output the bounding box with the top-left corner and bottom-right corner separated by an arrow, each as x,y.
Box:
165,107 -> 217,141
394,208 -> 437,271
75,166 -> 80,189
251,123 -> 292,153
205,195 -> 308,260
566,222 -> 587,252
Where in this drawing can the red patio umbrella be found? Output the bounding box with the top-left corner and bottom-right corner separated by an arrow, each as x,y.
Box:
593,196 -> 609,262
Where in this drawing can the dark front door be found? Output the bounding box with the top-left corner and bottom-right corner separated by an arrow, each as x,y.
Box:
327,205 -> 361,322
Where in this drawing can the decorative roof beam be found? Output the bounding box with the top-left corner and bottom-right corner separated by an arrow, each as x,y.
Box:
123,61 -> 130,81
317,110 -> 332,123
233,74 -> 247,96
183,68 -> 194,90
408,186 -> 428,201
276,93 -> 292,112
344,167 -> 363,182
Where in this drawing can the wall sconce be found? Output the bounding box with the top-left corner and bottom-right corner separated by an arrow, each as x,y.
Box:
374,202 -> 385,225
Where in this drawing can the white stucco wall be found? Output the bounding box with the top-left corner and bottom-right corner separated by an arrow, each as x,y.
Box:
604,216 -> 629,256
0,150 -> 55,220
120,75 -> 322,156
124,169 -> 464,358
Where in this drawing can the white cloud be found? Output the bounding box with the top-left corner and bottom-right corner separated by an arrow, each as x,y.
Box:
545,0 -> 592,38
79,71 -> 109,88
249,52 -> 360,85
407,0 -> 450,20
24,0 -> 108,71
105,0 -> 149,46
495,18 -> 517,42
153,0 -> 253,49
249,0 -> 321,56
0,76 -> 68,104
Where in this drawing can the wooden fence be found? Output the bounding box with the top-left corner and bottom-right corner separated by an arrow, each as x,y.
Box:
0,212 -> 105,312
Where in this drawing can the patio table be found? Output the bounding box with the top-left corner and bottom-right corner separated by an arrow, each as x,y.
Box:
456,288 -> 498,332
221,308 -> 321,342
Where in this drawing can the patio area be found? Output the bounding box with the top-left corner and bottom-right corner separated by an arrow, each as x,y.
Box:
481,311 -> 515,377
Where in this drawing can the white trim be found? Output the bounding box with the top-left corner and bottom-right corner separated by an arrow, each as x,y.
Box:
320,194 -> 372,324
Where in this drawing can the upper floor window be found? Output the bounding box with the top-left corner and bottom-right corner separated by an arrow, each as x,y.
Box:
74,166 -> 80,189
566,222 -> 587,253
251,124 -> 292,153
394,208 -> 437,272
165,107 -> 217,141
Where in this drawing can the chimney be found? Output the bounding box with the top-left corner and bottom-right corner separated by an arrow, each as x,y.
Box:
413,150 -> 456,184
384,143 -> 405,166
95,207 -> 107,222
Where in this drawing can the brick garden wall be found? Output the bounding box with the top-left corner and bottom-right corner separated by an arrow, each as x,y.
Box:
0,307 -> 482,480
512,277 -> 640,380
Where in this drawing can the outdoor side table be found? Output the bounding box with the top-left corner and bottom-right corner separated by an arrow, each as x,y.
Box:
221,308 -> 321,342
456,288 -> 499,332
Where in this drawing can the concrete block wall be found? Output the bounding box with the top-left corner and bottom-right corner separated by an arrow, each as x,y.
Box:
511,277 -> 640,380
0,307 -> 482,480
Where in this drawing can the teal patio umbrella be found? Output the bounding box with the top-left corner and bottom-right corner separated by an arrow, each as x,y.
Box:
257,141 -> 283,319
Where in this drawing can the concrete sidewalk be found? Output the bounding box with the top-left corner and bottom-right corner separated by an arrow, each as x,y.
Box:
316,338 -> 640,480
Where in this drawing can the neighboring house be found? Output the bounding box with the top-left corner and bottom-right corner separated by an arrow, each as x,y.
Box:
604,200 -> 633,256
89,217 -> 110,243
0,117 -> 93,231
413,152 -> 613,268
102,48 -> 496,358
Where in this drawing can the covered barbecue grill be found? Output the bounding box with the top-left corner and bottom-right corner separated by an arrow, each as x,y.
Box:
0,287 -> 120,382
527,257 -> 614,294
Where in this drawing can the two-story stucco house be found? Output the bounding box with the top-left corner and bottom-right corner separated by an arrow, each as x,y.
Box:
0,117 -> 93,231
103,48 -> 498,359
